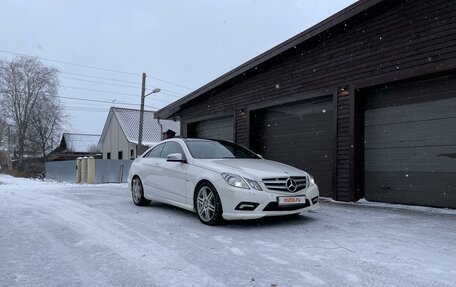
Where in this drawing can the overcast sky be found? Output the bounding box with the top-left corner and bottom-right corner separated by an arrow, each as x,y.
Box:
0,0 -> 356,135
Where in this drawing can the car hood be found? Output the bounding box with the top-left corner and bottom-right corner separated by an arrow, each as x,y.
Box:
193,158 -> 307,181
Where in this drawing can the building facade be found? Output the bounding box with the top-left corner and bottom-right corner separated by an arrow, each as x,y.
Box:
156,0 -> 456,208
99,107 -> 180,160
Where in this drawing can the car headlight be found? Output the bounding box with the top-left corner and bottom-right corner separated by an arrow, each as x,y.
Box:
245,178 -> 262,191
308,173 -> 315,185
221,173 -> 249,189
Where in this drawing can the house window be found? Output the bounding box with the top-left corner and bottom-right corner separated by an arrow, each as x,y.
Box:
107,152 -> 111,159
130,149 -> 134,159
118,151 -> 123,160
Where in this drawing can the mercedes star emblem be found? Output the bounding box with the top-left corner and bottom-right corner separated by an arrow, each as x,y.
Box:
286,178 -> 297,192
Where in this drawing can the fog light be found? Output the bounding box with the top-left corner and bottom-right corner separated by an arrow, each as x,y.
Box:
235,202 -> 259,211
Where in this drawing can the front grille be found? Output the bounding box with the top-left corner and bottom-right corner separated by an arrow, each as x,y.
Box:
262,176 -> 307,193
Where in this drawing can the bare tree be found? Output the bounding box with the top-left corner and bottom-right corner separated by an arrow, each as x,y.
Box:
28,98 -> 66,161
87,144 -> 100,153
0,116 -> 6,149
0,56 -> 59,167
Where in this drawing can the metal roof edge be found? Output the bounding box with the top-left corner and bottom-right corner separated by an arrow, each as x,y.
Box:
155,0 -> 383,119
111,107 -> 137,144
64,132 -> 101,137
111,106 -> 156,113
97,107 -> 115,148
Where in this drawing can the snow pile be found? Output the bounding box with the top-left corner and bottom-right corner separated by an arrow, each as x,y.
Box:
0,174 -> 79,189
0,174 -> 127,190
0,174 -> 48,186
0,175 -> 59,193
335,198 -> 456,215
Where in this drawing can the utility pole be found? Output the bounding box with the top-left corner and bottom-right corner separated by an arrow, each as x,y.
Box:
137,73 -> 147,156
137,73 -> 161,157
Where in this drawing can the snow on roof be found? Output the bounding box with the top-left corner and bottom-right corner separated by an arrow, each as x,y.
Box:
110,107 -> 180,144
63,133 -> 101,152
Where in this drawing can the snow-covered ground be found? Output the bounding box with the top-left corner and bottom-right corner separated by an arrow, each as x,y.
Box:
0,174 -> 455,287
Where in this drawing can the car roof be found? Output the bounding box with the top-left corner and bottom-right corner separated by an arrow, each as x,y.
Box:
168,137 -> 234,144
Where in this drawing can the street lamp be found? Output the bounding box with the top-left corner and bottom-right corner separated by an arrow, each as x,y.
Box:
147,88 -> 161,96
137,72 -> 160,156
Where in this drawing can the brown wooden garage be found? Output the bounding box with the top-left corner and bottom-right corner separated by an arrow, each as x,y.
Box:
157,0 -> 456,207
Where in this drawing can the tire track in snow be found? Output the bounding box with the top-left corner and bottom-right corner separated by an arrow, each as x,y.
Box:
15,189 -> 226,287
260,254 -> 289,265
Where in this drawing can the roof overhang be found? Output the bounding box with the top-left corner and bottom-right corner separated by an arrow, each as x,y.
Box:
155,0 -> 384,119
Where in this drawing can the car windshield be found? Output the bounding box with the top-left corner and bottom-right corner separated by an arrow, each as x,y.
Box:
185,140 -> 260,159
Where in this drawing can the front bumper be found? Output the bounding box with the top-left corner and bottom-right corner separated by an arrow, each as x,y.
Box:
214,180 -> 320,220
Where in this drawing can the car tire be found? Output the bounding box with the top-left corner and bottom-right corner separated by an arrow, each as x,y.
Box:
195,182 -> 223,226
131,176 -> 150,206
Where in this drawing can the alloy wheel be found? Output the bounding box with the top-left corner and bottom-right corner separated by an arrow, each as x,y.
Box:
197,186 -> 216,222
132,178 -> 142,204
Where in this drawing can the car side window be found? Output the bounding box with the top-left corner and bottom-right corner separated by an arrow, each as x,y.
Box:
145,144 -> 164,158
160,142 -> 185,158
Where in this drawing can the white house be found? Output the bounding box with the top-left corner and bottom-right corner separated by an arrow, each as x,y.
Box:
98,107 -> 180,160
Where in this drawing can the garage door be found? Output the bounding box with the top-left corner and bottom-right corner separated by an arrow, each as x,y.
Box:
364,75 -> 456,208
187,116 -> 234,141
251,96 -> 334,197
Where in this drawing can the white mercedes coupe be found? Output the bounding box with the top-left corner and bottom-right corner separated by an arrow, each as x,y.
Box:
128,138 -> 319,225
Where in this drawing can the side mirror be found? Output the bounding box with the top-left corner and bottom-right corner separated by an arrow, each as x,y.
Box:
167,153 -> 186,163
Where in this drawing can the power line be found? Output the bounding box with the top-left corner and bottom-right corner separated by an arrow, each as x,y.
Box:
0,49 -> 194,91
144,105 -> 158,110
160,91 -> 182,99
63,104 -> 158,113
60,75 -> 185,97
61,71 -> 143,85
60,76 -> 142,89
61,85 -> 175,104
59,95 -> 114,104
58,95 -> 161,110
148,76 -> 193,90
138,95 -> 173,104
62,70 -> 192,93
61,85 -> 138,97
0,49 -> 139,76
59,96 -> 136,107
64,106 -> 109,112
